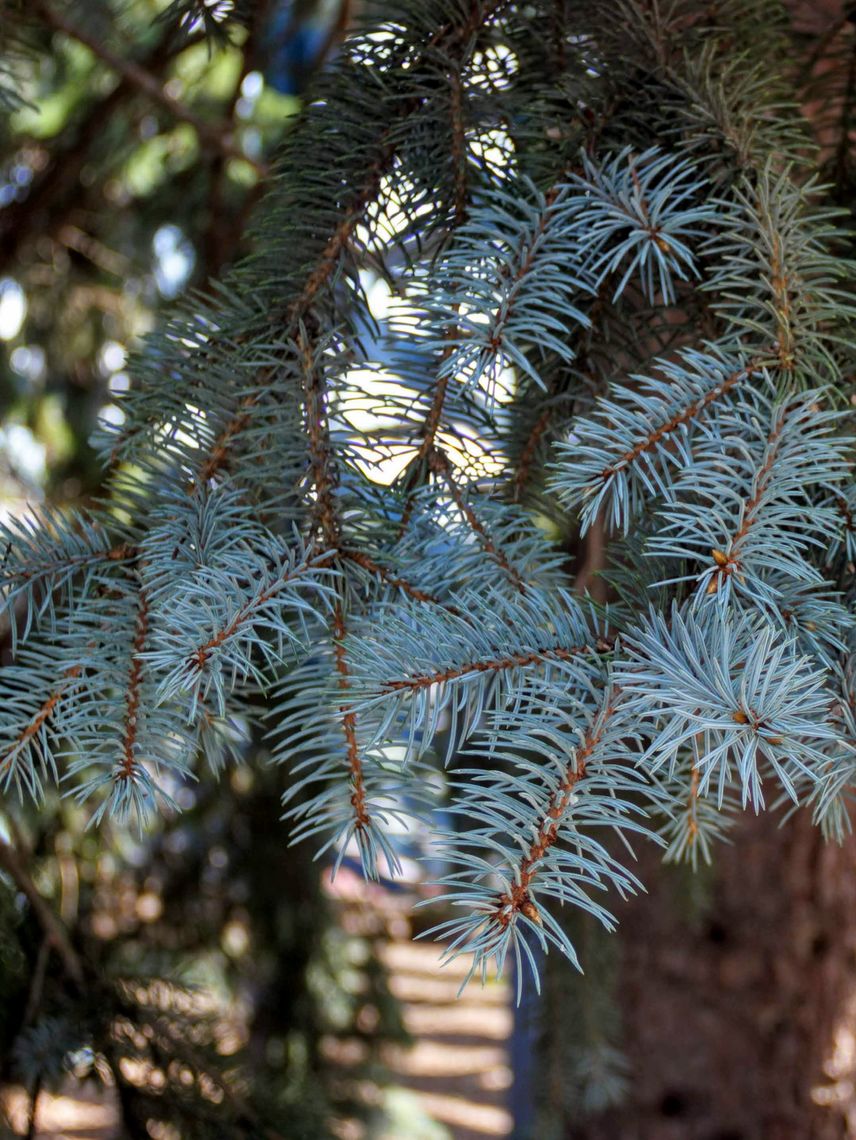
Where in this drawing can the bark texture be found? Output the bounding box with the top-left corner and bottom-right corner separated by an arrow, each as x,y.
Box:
574,811 -> 856,1140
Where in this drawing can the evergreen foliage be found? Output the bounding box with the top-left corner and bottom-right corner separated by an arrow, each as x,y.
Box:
2,0 -> 856,1122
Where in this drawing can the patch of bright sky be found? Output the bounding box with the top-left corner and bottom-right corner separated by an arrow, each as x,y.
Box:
10,345 -> 46,389
237,70 -> 264,120
153,225 -> 195,298
99,340 -> 127,376
0,422 -> 46,485
469,44 -> 519,91
99,403 -> 126,429
0,278 -> 26,340
470,126 -> 515,182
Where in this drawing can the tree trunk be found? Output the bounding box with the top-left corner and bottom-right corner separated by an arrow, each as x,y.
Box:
573,810 -> 856,1140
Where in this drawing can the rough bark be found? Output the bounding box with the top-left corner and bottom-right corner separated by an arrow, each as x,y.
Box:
574,810 -> 856,1140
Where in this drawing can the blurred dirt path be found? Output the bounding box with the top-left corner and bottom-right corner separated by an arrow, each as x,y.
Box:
2,871 -> 512,1140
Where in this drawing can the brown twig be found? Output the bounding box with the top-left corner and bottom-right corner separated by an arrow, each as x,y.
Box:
0,665 -> 82,780
513,407 -> 553,500
429,448 -> 527,592
190,552 -> 327,670
599,360 -> 756,486
380,641 -> 598,692
492,695 -> 619,929
449,65 -> 468,226
706,403 -> 788,592
341,548 -> 461,614
332,602 -> 369,834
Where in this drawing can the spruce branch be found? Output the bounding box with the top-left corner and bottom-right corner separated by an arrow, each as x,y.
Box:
429,447 -> 528,592
552,349 -> 761,534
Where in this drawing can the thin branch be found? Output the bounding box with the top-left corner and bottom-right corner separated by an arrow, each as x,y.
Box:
513,406 -> 552,500
332,601 -> 369,834
0,665 -> 81,779
300,328 -> 341,546
9,540 -> 136,584
194,0 -> 509,483
380,640 -> 601,693
599,360 -> 756,486
341,548 -> 461,614
449,64 -> 468,226
429,447 -> 527,593
492,695 -> 619,929
190,552 -> 327,670
0,832 -> 84,986
706,403 -> 788,592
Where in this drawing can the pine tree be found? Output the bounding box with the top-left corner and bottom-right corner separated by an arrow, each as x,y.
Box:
1,0 -> 855,1135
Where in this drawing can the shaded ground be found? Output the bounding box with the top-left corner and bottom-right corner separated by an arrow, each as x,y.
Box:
2,871 -> 512,1140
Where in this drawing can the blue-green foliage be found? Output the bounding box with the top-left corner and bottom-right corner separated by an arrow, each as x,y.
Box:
0,0 -> 854,1037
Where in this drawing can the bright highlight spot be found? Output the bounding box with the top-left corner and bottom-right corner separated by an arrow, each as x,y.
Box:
0,278 -> 26,340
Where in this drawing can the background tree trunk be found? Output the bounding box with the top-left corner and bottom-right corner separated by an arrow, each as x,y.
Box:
574,812 -> 856,1139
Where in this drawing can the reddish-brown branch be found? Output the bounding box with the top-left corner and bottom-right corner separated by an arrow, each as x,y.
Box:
0,666 -> 82,777
381,641 -> 598,693
300,330 -> 341,546
341,548 -> 461,614
513,407 -> 553,500
600,361 -> 755,485
493,697 -> 619,928
332,602 -> 369,831
296,324 -> 372,831
449,65 -> 468,226
574,511 -> 607,602
768,238 -> 796,371
191,553 -> 325,670
429,448 -> 527,592
120,591 -> 149,780
686,762 -> 701,845
706,405 -> 788,591
12,541 -> 136,583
